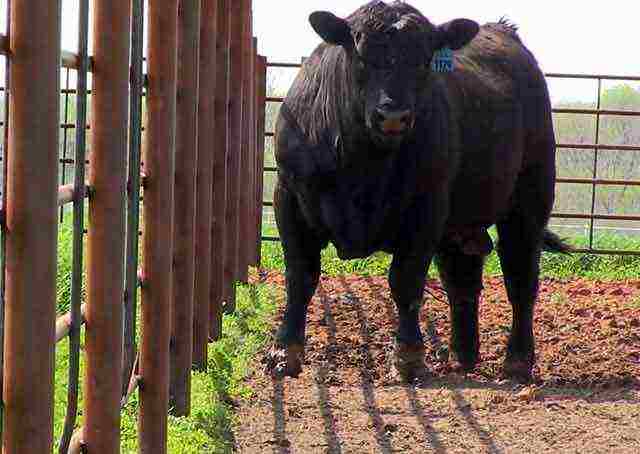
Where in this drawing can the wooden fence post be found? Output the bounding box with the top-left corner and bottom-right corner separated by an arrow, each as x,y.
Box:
238,5 -> 254,283
210,0 -> 230,341
170,0 -> 201,416
250,38 -> 258,267
192,0 -> 217,371
3,1 -> 61,451
255,55 -> 267,266
83,0 -> 131,451
139,0 -> 178,451
224,0 -> 249,313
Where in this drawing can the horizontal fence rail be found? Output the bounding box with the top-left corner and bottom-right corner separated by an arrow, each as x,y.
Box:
260,62 -> 640,256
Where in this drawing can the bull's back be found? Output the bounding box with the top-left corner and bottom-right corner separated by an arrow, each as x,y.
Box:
443,22 -> 555,227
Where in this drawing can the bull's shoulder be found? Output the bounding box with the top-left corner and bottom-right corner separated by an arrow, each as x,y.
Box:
274,103 -> 338,181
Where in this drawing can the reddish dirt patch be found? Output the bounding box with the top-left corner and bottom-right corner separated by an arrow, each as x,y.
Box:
234,272 -> 640,453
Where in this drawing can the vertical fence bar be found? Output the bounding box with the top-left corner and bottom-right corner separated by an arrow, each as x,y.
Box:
83,1 -> 131,452
192,0 -> 217,371
123,0 -> 145,394
250,38 -> 258,266
58,0 -> 90,452
237,5 -> 253,283
3,0 -> 61,451
170,0 -> 201,416
224,0 -> 248,313
244,35 -> 257,268
0,0 -> 12,442
60,68 -> 71,223
140,0 -> 178,451
255,55 -> 267,266
210,0 -> 230,341
588,78 -> 602,250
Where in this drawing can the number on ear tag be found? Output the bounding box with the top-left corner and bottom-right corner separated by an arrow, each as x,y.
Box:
431,47 -> 454,73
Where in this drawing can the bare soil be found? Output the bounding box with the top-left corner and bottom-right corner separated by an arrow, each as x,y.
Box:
234,272 -> 640,453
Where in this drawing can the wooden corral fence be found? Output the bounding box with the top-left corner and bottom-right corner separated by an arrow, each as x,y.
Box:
0,0 -> 266,452
261,63 -> 640,256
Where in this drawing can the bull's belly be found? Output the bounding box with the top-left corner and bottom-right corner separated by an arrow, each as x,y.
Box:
446,176 -> 516,227
317,177 -> 517,259
321,210 -> 398,260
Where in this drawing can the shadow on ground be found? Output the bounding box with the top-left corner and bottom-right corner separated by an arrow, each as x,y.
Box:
233,272 -> 640,453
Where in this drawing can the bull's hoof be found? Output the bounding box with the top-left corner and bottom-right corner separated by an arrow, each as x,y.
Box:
450,350 -> 479,372
503,357 -> 534,382
393,341 -> 426,381
263,344 -> 305,379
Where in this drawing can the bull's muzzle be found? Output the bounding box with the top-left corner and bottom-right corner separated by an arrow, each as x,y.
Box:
375,108 -> 414,136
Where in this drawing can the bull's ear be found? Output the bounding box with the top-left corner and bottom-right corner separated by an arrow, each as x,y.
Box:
436,19 -> 479,50
309,11 -> 353,47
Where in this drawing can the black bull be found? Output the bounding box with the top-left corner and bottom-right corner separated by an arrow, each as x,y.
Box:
265,1 -> 570,381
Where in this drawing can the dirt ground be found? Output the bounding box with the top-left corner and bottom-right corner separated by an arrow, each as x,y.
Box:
234,272 -> 640,453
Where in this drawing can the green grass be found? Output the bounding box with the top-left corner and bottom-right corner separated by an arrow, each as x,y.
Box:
260,225 -> 640,280
53,220 -> 279,453
50,215 -> 640,452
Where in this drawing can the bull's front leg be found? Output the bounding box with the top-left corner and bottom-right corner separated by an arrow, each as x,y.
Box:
389,253 -> 432,379
264,182 -> 322,378
389,193 -> 448,380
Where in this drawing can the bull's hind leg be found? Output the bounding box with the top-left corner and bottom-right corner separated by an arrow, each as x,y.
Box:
497,213 -> 544,381
497,142 -> 555,380
435,241 -> 484,371
264,183 -> 322,378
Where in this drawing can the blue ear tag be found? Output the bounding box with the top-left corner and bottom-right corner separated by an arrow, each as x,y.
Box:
431,47 -> 454,73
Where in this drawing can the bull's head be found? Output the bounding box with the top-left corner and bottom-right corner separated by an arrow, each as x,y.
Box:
309,2 -> 478,149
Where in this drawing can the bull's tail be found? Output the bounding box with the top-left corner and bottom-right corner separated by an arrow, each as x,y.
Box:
541,229 -> 573,254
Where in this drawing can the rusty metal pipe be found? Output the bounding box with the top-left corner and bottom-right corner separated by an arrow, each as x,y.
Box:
140,0 -> 178,451
121,354 -> 140,408
57,183 -> 89,206
3,0 -> 61,451
249,40 -> 259,267
209,0 -> 231,341
60,50 -> 95,71
82,1 -> 131,452
192,0 -> 218,371
67,429 -> 86,454
55,305 -> 87,344
122,0 -> 145,396
170,0 -> 201,417
0,34 -> 8,53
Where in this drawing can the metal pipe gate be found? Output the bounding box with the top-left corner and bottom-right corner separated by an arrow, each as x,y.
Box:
260,63 -> 640,256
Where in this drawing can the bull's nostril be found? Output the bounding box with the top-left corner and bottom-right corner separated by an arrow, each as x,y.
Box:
377,109 -> 413,136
